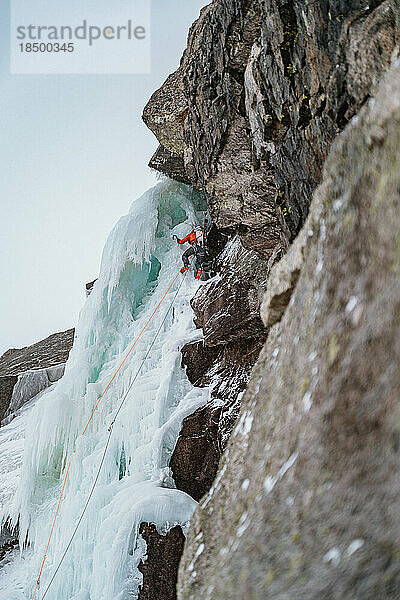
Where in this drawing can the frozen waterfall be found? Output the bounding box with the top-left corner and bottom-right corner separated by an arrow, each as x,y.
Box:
0,180 -> 210,600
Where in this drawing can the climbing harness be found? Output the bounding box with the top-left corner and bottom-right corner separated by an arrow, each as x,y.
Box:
31,267 -> 188,600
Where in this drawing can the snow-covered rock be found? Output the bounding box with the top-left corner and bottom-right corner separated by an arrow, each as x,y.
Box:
0,330 -> 74,423
3,365 -> 65,422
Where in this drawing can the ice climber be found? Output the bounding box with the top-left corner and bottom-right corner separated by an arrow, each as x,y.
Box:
173,223 -> 207,280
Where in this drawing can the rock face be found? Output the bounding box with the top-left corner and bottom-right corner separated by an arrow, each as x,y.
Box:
171,236 -> 269,502
190,237 -> 269,346
142,1 -> 400,598
138,524 -> 185,600
0,522 -> 19,562
0,329 -> 74,423
0,329 -> 74,376
170,403 -> 222,503
144,1 -> 280,256
247,0 -> 400,239
144,0 -> 400,512
143,0 -> 399,248
177,62 -> 400,599
0,377 -> 18,425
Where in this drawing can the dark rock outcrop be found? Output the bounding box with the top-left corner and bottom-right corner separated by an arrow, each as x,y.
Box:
180,342 -> 222,388
0,376 -> 18,424
143,70 -> 187,159
171,238 -> 270,502
85,280 -> 97,297
190,237 -> 268,346
170,403 -> 222,502
144,0 -> 399,517
171,236 -> 270,501
144,1 -> 281,257
149,146 -> 191,185
178,61 -> 400,600
172,333 -> 265,503
247,0 -> 400,240
138,524 -> 185,600
0,522 -> 18,562
141,2 -> 400,598
172,286 -> 267,512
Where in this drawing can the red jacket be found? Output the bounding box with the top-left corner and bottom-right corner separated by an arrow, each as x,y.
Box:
179,230 -> 197,245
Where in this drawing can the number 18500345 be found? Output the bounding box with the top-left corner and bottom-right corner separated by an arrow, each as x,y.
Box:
19,42 -> 74,52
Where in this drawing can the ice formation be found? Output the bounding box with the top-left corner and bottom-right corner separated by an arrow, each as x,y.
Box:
0,386 -> 55,536
3,365 -> 66,423
0,180 -> 210,599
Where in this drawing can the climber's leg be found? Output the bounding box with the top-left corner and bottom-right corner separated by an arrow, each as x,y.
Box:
182,246 -> 195,267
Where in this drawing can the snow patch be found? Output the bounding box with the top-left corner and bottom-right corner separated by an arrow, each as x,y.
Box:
345,296 -> 358,314
241,479 -> 250,491
236,512 -> 249,537
263,452 -> 298,495
323,547 -> 341,567
347,539 -> 364,556
202,463 -> 227,509
302,391 -> 312,414
188,542 -> 205,572
234,410 -> 253,437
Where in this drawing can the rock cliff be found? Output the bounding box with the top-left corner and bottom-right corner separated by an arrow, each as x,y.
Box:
144,0 -> 399,248
138,524 -> 185,600
142,0 -> 400,598
0,329 -> 74,423
178,60 -> 400,600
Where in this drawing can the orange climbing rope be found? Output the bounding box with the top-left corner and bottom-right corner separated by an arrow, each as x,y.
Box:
31,266 -> 185,600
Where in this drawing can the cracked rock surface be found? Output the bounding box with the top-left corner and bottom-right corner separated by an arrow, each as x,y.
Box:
177,62 -> 400,600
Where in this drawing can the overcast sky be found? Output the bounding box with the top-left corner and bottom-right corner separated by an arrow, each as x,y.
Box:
0,0 -> 207,356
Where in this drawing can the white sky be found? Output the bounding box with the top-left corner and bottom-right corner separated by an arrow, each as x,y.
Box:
0,0 -> 207,356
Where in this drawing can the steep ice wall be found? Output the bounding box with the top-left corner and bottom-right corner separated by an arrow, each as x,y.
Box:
0,180 -> 210,600
0,385 -> 56,548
